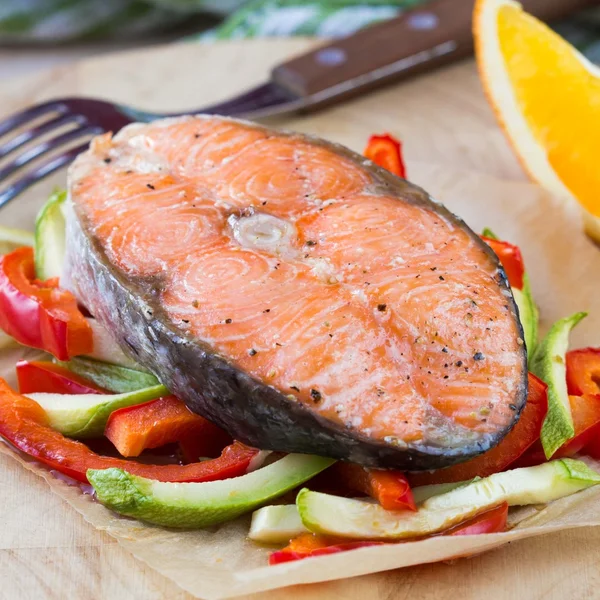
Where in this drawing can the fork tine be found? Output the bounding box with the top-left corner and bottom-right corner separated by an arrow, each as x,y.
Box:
0,142 -> 90,211
0,113 -> 84,159
0,125 -> 99,181
0,100 -> 66,138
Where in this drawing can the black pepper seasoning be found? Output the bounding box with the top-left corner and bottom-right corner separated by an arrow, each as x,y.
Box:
310,389 -> 322,403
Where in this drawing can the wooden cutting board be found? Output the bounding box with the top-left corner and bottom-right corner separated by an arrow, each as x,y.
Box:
1,39 -> 598,600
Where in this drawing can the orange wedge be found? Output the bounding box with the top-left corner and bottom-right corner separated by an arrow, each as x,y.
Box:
474,0 -> 600,242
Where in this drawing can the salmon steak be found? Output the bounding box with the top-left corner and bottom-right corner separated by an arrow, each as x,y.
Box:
65,115 -> 527,470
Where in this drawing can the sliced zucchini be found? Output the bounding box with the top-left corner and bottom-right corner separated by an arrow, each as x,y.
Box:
531,312 -> 587,458
26,383 -> 167,438
513,273 -> 539,358
88,454 -> 335,529
35,189 -> 66,280
249,504 -> 307,543
412,478 -> 479,505
56,356 -> 159,393
250,478 -> 486,543
297,459 -> 600,540
480,228 -> 538,359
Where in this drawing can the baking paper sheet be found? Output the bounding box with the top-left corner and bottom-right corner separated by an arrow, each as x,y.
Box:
1,162 -> 599,599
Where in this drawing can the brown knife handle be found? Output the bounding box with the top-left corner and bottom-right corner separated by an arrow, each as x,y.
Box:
272,0 -> 599,103
272,0 -> 475,99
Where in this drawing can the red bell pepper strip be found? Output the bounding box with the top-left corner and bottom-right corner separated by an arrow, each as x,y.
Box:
480,236 -> 525,290
269,533 -> 384,565
269,502 -> 509,565
564,349 -> 600,459
512,393 -> 600,467
410,373 -> 548,485
16,360 -> 106,395
566,348 -> 600,396
0,247 -> 93,360
333,463 -> 416,511
558,395 -> 600,457
441,502 -> 508,536
105,395 -> 232,459
364,134 -> 406,178
0,378 -> 257,483
510,439 -> 548,469
583,430 -> 600,460
15,363 -> 230,462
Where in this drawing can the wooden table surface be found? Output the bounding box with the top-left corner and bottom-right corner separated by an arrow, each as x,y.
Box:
1,38 -> 598,600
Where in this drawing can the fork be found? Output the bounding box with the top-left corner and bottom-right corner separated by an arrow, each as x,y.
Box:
0,0 -> 591,210
0,88 -> 295,209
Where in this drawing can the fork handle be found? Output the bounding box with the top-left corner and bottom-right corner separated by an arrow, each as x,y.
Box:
272,0 -> 597,105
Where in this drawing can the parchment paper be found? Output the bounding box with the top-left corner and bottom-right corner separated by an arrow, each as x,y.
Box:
1,163 -> 599,600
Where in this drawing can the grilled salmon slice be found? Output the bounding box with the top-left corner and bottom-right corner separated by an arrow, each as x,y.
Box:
65,116 -> 527,470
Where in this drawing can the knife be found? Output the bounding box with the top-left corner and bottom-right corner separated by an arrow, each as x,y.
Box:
200,0 -> 599,119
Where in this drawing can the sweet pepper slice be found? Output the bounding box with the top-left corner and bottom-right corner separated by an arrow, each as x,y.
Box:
519,393 -> 600,465
17,360 -> 105,395
481,235 -> 525,290
105,395 -> 231,459
441,502 -> 508,536
268,502 -> 508,564
0,378 -> 257,483
0,247 -> 93,360
364,133 -> 406,178
333,463 -> 416,511
480,236 -> 525,290
269,533 -> 383,565
558,394 -> 600,457
480,231 -> 538,354
566,348 -> 600,396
